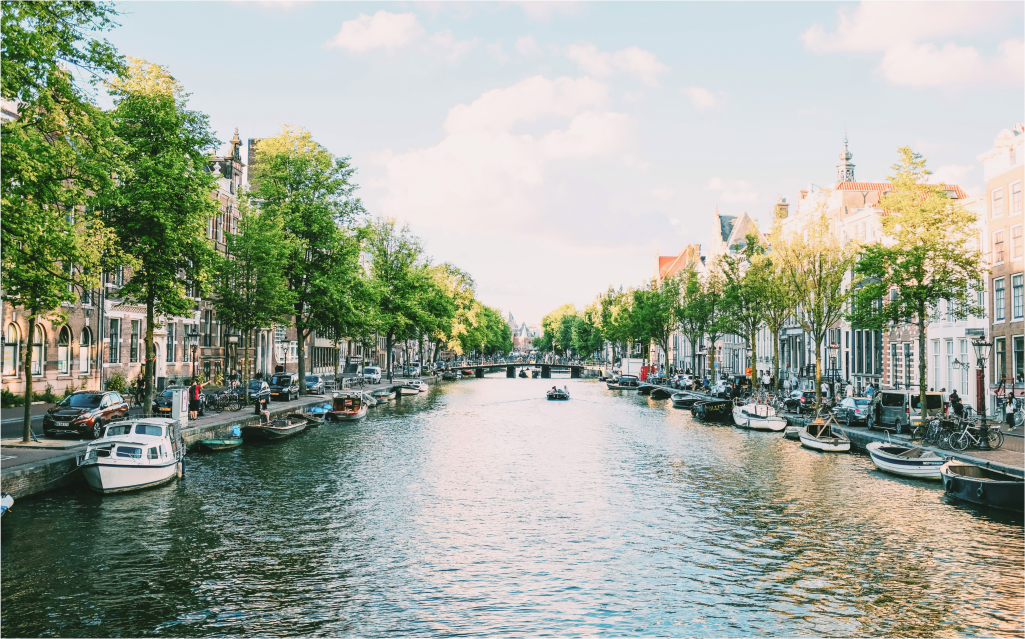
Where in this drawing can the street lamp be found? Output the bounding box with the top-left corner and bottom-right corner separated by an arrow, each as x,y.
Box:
972,336 -> 993,449
481,341 -> 485,366
228,334 -> 239,383
186,327 -> 199,380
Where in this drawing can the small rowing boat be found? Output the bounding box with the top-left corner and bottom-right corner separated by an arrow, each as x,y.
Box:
242,416 -> 308,441
371,389 -> 396,401
197,424 -> 244,450
866,442 -> 944,480
325,393 -> 368,422
799,414 -> 850,452
547,387 -> 570,400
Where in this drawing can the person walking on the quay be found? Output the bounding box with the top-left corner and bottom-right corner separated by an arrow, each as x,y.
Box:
761,372 -> 771,391
1005,390 -> 1017,429
783,377 -> 791,393
846,380 -> 854,398
866,383 -> 876,398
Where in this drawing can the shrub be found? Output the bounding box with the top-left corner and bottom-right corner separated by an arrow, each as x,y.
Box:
213,371 -> 224,387
106,368 -> 128,392
1,388 -> 24,408
37,383 -> 59,404
62,382 -> 78,399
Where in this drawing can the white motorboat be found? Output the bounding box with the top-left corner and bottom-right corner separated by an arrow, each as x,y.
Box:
326,393 -> 369,421
399,380 -> 429,394
1,492 -> 13,516
866,442 -> 944,480
799,416 -> 851,452
78,418 -> 183,494
732,401 -> 787,431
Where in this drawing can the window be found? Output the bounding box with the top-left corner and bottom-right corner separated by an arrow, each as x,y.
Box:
960,339 -> 969,395
1014,226 -> 1023,260
1013,182 -> 1022,214
109,318 -> 121,363
945,340 -> 953,391
148,447 -> 159,460
904,343 -> 912,387
995,278 -> 1006,322
3,323 -> 20,376
130,320 -> 140,363
1015,275 -> 1024,320
58,326 -> 71,375
932,340 -> 940,387
166,323 -> 176,363
995,337 -> 1006,383
1016,336 -> 1024,384
204,311 -> 212,347
30,325 -> 44,376
891,343 -> 898,387
994,230 -> 1005,263
82,287 -> 92,306
993,188 -> 1004,217
80,328 -> 91,374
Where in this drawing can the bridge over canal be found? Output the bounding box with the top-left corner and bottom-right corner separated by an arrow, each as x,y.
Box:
452,364 -> 602,379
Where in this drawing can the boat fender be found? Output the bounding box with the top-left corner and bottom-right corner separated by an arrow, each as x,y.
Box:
231,425 -> 241,438
977,485 -> 985,499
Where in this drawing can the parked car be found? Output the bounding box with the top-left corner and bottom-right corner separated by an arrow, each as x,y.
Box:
304,375 -> 326,395
403,365 -> 421,377
151,386 -> 206,418
836,397 -> 872,425
360,366 -> 382,384
43,391 -> 129,439
868,390 -> 943,433
268,373 -> 299,401
783,390 -> 819,414
248,380 -> 271,402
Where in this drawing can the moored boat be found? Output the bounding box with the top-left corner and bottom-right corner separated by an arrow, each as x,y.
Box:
78,418 -> 183,494
607,375 -> 641,390
518,369 -> 528,378
940,460 -> 1024,512
371,389 -> 397,401
242,416 -> 308,440
325,393 -> 368,421
866,442 -> 945,480
441,371 -> 462,381
799,415 -> 850,452
692,399 -> 733,421
732,401 -> 787,431
400,380 -> 429,393
671,392 -> 698,408
1,492 -> 13,516
638,384 -> 655,396
650,387 -> 673,400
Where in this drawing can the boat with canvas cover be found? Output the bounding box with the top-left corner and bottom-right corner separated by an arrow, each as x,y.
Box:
732,401 -> 787,431
940,459 -> 1023,512
78,418 -> 183,494
799,414 -> 850,452
866,441 -> 944,480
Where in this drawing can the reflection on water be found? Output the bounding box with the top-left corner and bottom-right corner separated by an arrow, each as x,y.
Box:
2,377 -> 1022,637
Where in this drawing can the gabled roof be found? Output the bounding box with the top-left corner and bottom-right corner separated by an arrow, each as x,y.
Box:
835,182 -> 968,199
718,215 -> 736,243
658,245 -> 701,280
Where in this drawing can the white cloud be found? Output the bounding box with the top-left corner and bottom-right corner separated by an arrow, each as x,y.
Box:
681,87 -> 719,110
370,76 -> 636,240
801,2 -> 1013,53
326,11 -> 424,52
802,2 -> 1023,88
426,30 -> 480,61
514,2 -> 586,21
487,41 -> 509,62
707,177 -> 758,203
515,35 -> 542,57
564,42 -> 669,86
651,188 -> 674,201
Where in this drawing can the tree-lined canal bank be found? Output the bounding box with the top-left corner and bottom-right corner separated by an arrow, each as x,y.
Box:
2,378 -> 1022,637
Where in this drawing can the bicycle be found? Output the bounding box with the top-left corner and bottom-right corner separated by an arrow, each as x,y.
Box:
950,420 -> 1004,451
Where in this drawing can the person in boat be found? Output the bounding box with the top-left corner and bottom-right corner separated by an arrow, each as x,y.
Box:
189,377 -> 210,420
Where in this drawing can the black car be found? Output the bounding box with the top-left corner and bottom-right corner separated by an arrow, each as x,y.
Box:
151,387 -> 205,417
304,375 -> 326,395
43,391 -> 129,439
783,390 -> 819,414
269,373 -> 299,401
248,379 -> 271,402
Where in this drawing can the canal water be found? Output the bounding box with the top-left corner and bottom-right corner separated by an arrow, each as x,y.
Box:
2,377 -> 1022,637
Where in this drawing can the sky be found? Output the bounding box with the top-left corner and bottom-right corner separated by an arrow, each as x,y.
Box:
102,1 -> 1024,325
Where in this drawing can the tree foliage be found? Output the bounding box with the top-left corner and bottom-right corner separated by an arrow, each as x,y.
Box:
633,275 -> 683,370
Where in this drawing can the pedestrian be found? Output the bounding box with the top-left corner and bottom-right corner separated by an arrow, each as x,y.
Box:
820,380 -> 829,399
846,380 -> 854,398
761,372 -> 771,391
940,387 -> 949,414
950,389 -> 964,417
783,377 -> 792,393
834,379 -> 842,399
866,383 -> 876,398
188,376 -> 210,420
1005,391 -> 1016,429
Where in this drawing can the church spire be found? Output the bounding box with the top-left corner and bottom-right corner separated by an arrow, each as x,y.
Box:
837,127 -> 855,184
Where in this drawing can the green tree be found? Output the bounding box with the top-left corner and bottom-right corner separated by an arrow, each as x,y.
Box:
211,195 -> 293,395
573,302 -> 604,360
849,147 -> 984,415
757,250 -> 798,390
721,232 -> 768,382
431,264 -> 476,358
633,275 -> 683,373
772,213 -> 859,406
702,265 -> 735,379
101,57 -> 219,411
535,303 -> 579,358
365,218 -> 425,381
677,267 -> 707,375
250,124 -> 364,395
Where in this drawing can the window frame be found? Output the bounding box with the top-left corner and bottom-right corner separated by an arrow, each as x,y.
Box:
109,318 -> 121,364
993,187 -> 1004,217
995,277 -> 1006,322
1014,274 -> 1024,321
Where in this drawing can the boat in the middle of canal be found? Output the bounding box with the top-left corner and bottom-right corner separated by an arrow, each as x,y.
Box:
732,399 -> 787,431
547,387 -> 570,400
866,441 -> 945,479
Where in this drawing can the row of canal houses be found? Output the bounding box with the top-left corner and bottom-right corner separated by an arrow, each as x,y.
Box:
654,125 -> 1024,418
0,114 -> 393,398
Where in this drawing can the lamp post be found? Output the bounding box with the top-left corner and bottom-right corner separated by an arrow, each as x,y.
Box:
228,334 -> 238,384
187,327 -> 199,381
481,341 -> 484,366
972,337 -> 993,449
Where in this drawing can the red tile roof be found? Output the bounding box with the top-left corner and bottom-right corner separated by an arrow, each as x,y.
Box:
835,182 -> 968,199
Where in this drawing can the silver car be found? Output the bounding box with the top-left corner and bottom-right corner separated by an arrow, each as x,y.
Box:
360,366 -> 382,384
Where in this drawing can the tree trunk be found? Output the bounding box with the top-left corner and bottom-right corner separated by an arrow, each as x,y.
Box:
22,314 -> 36,442
334,337 -> 340,386
144,294 -> 156,413
707,336 -> 717,380
243,328 -> 251,399
297,321 -> 307,396
814,336 -> 823,406
918,309 -> 928,424
771,327 -> 780,392
386,332 -> 394,383
749,326 -> 757,384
